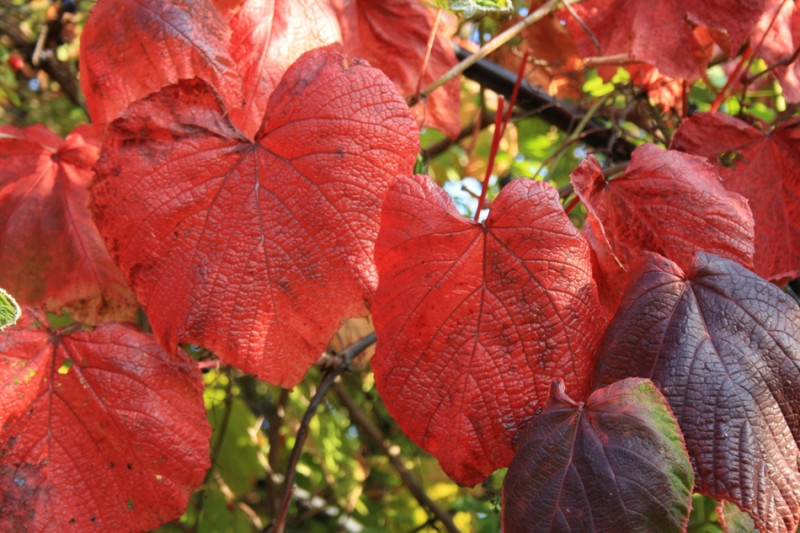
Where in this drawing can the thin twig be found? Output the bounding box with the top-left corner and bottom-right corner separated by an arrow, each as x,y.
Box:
560,0 -> 601,55
268,333 -> 377,533
333,381 -> 461,533
408,0 -> 585,106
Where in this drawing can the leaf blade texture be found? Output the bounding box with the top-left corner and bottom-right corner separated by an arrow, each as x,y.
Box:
503,378 -> 694,533
79,0 -> 243,131
571,143 -> 755,315
333,0 -> 461,139
0,309 -> 211,531
0,124 -> 137,323
93,48 -> 419,387
563,0 -> 765,79
594,251 -> 800,533
372,174 -> 605,486
672,112 -> 800,283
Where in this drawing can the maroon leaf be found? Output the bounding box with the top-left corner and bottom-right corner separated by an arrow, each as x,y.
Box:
672,112 -> 800,283
571,143 -> 755,315
503,378 -> 694,533
563,0 -> 765,79
594,251 -> 800,533
80,0 -> 243,131
333,0 -> 461,139
0,308 -> 210,531
93,48 -> 418,387
0,124 -> 137,323
372,174 -> 604,486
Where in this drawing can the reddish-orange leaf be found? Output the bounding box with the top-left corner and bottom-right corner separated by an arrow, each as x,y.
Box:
0,308 -> 210,531
563,0 -> 765,79
80,0 -> 243,131
93,48 -> 418,387
672,112 -> 800,283
372,174 -> 604,486
0,124 -> 137,323
224,0 -> 341,138
571,143 -> 755,315
333,0 -> 461,139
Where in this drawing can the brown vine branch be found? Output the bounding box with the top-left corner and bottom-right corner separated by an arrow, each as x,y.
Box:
332,381 -> 461,533
267,332 -> 377,533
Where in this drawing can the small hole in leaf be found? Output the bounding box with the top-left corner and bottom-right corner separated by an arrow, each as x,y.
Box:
57,360 -> 73,375
717,150 -> 747,167
155,474 -> 163,483
127,499 -> 134,510
127,463 -> 133,470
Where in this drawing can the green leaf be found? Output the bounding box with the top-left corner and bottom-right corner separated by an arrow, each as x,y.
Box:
448,0 -> 513,19
0,287 -> 20,331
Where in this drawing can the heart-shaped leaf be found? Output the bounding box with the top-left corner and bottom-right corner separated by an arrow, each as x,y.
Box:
594,251 -> 800,533
503,378 -> 694,533
571,143 -> 755,315
93,47 -> 418,387
372,174 -> 604,485
0,124 -> 137,323
672,112 -> 800,283
0,309 -> 210,531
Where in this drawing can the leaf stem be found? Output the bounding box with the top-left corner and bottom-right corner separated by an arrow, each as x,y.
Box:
408,0 -> 585,106
268,332 -> 376,533
475,97 -> 505,221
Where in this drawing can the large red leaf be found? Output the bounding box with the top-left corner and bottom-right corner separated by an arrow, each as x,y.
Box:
563,0 -> 765,79
223,0 -> 341,138
571,143 -> 755,315
503,378 -> 694,533
0,308 -> 210,531
372,174 -> 604,486
333,0 -> 461,139
671,112 -> 800,283
0,124 -> 137,323
80,0 -> 243,131
93,47 -> 419,387
594,251 -> 800,533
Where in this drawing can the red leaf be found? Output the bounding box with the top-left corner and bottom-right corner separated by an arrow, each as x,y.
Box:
571,143 -> 755,315
672,112 -> 800,283
93,48 -> 418,387
0,308 -> 210,531
564,0 -> 765,79
750,0 -> 800,102
224,0 -> 341,138
594,252 -> 800,533
503,378 -> 694,533
333,0 -> 461,139
79,0 -> 243,131
372,174 -> 604,486
0,124 -> 137,323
